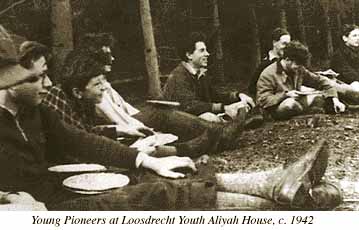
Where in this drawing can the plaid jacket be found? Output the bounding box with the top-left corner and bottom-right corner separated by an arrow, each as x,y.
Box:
41,86 -> 95,132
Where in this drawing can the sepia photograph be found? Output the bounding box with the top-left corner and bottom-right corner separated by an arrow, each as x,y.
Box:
0,0 -> 358,213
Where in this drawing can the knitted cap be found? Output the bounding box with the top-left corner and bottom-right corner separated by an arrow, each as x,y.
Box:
0,25 -> 35,90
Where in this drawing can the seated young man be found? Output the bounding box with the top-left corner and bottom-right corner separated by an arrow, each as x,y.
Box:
328,24 -> 359,104
256,41 -> 346,120
0,25 -> 341,211
163,32 -> 262,125
331,24 -> 359,84
248,28 -> 291,98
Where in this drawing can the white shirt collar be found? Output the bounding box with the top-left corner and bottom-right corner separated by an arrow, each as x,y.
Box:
182,61 -> 198,75
182,62 -> 208,79
268,50 -> 280,61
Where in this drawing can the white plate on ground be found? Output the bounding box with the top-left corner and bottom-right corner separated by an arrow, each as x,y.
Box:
48,164 -> 107,173
146,100 -> 180,107
63,188 -> 104,195
63,173 -> 130,192
296,91 -> 321,96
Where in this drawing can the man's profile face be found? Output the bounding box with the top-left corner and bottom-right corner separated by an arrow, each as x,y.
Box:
101,46 -> 115,72
10,72 -> 52,107
186,41 -> 209,69
81,74 -> 107,104
343,28 -> 359,48
273,35 -> 291,57
32,56 -> 48,75
285,59 -> 301,74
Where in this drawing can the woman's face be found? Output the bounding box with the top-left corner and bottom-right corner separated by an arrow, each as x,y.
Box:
343,29 -> 359,48
81,74 -> 107,104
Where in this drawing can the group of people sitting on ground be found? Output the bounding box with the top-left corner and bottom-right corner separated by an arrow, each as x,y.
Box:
1,22 -> 355,211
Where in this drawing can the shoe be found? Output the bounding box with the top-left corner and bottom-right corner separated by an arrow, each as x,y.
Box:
217,107 -> 247,150
309,181 -> 342,210
272,138 -> 329,207
244,114 -> 264,130
243,106 -> 264,130
175,128 -> 221,158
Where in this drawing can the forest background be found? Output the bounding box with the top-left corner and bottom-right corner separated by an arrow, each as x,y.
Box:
1,0 -> 359,97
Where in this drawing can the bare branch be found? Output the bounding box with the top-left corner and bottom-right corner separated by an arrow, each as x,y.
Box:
0,0 -> 28,17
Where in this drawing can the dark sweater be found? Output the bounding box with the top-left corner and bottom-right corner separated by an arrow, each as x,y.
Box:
0,105 -> 138,204
331,44 -> 359,84
163,63 -> 238,115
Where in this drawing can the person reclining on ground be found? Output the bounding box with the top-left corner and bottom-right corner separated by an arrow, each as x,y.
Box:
0,25 -> 209,210
0,26 -> 341,211
256,41 -> 346,120
44,34 -> 264,154
43,51 -> 250,156
162,32 -> 263,126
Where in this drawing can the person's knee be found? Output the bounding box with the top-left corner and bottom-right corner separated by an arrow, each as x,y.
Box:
274,98 -> 303,119
278,98 -> 303,113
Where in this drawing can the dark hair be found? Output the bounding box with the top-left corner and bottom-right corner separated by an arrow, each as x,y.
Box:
78,33 -> 115,51
282,41 -> 311,66
62,53 -> 105,98
342,24 -> 359,37
178,32 -> 207,61
271,27 -> 290,42
19,41 -> 50,69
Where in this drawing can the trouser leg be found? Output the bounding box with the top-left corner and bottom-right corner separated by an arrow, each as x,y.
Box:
216,192 -> 282,210
216,139 -> 329,208
134,105 -> 214,140
216,169 -> 280,200
134,106 -> 222,157
49,164 -> 217,211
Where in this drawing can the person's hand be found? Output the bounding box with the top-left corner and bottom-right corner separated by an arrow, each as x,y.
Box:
224,101 -> 249,119
0,191 -> 47,211
332,97 -> 346,113
238,93 -> 255,109
141,155 -> 197,179
286,90 -> 300,98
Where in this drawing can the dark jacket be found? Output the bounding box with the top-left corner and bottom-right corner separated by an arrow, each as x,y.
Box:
163,63 -> 238,115
0,105 -> 138,204
331,44 -> 359,84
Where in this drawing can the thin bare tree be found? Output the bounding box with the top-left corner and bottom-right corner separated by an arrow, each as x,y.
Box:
248,2 -> 261,74
320,0 -> 334,62
139,0 -> 162,99
295,0 -> 307,45
277,0 -> 287,29
51,0 -> 74,82
213,0 -> 225,82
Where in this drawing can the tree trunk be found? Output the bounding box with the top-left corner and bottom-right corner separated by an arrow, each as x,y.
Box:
295,0 -> 307,46
213,0 -> 225,82
51,0 -> 74,83
248,3 -> 261,74
139,0 -> 162,99
321,0 -> 333,62
277,0 -> 287,29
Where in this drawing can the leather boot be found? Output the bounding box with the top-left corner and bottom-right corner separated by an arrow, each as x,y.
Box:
216,107 -> 247,150
308,181 -> 343,210
243,106 -> 264,130
272,138 -> 328,207
216,138 -> 328,208
174,128 -> 221,158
